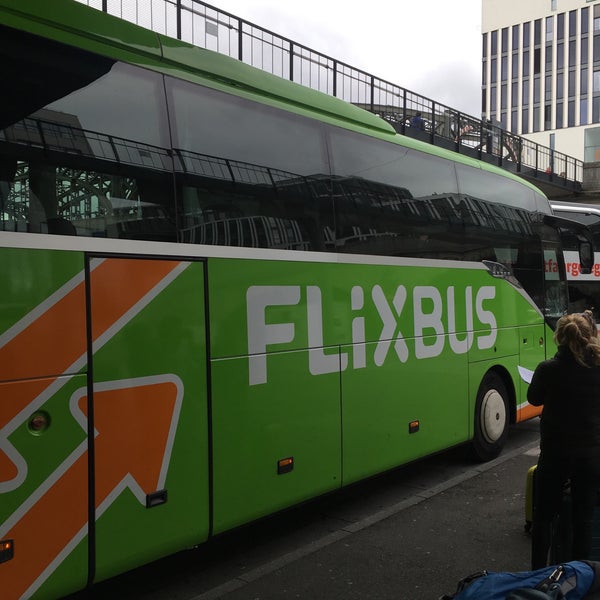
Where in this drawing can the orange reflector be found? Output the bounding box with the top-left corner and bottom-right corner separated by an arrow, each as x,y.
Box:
408,420 -> 420,434
0,539 -> 14,564
277,456 -> 294,475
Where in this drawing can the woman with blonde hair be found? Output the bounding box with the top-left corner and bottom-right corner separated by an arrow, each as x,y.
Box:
528,310 -> 600,568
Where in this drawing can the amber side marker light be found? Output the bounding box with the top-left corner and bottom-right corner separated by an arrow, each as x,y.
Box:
277,457 -> 294,475
408,420 -> 420,434
0,539 -> 14,563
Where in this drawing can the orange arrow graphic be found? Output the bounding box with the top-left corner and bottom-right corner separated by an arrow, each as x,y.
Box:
1,378 -> 180,600
0,259 -> 184,487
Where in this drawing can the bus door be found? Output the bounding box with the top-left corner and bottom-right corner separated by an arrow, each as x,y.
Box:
86,256 -> 209,584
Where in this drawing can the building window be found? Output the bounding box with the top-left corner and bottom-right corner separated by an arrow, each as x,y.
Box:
569,10 -> 577,37
557,42 -> 564,69
595,4 -> 600,31
593,69 -> 600,92
581,98 -> 589,125
557,13 -> 565,40
491,29 -> 498,54
512,24 -> 520,51
557,72 -> 564,99
522,79 -> 530,106
584,127 -> 600,162
569,70 -> 576,97
582,36 -> 589,63
551,0 -> 557,10
523,21 -> 531,48
545,104 -> 552,129
582,7 -> 589,35
546,16 -> 554,42
569,40 -> 576,67
568,100 -> 576,126
593,96 -> 600,122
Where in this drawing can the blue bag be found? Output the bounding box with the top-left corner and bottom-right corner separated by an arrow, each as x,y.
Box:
440,561 -> 600,600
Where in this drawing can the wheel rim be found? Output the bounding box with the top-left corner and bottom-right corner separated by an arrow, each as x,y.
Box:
479,388 -> 507,444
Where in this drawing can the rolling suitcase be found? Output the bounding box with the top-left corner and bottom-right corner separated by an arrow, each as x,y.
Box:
525,464 -> 600,564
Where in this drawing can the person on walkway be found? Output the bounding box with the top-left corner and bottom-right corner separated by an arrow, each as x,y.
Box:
528,310 -> 600,568
410,111 -> 425,130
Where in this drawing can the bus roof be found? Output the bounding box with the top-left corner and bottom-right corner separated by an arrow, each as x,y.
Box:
0,0 -> 395,136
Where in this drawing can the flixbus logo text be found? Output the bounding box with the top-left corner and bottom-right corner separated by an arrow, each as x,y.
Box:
246,284 -> 497,385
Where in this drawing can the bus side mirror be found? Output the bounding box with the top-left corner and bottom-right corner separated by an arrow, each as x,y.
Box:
579,240 -> 594,275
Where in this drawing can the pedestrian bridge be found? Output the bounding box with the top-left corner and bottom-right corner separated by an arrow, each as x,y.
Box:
77,0 -> 583,201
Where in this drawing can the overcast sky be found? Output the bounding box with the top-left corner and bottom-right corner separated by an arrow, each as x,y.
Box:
211,0 -> 483,118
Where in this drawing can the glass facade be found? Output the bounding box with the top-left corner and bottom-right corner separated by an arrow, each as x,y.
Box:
483,4 -> 597,137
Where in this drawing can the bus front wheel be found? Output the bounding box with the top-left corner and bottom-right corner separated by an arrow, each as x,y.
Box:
472,372 -> 509,462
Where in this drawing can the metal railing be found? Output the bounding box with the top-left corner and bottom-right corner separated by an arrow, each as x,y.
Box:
76,0 -> 583,190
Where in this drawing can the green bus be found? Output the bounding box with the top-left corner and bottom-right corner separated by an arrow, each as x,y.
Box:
0,1 -> 593,598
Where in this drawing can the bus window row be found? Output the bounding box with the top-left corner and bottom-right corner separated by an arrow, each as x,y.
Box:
0,22 -> 551,276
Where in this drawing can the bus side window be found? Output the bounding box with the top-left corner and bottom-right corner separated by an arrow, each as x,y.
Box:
512,241 -> 546,309
0,158 -> 22,232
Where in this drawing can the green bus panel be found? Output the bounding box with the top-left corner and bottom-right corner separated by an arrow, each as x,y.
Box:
207,255 -> 545,526
210,348 -> 342,534
2,375 -> 89,600
0,247 -> 89,599
88,258 -> 209,583
467,326 -> 520,364
208,258 -> 543,362
0,247 -> 86,382
341,336 -> 469,485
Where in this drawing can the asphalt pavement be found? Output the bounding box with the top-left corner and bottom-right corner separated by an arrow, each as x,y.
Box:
73,419 -> 553,600
192,436 -> 541,600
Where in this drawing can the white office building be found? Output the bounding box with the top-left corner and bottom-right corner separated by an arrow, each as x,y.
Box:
482,0 -> 600,163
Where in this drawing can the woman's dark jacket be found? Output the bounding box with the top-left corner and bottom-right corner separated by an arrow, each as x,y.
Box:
527,345 -> 600,457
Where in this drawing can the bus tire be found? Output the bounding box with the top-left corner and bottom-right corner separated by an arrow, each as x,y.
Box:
471,372 -> 509,462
